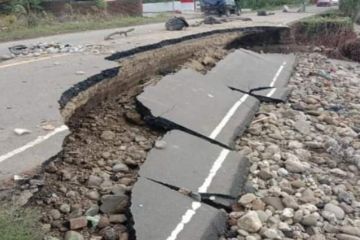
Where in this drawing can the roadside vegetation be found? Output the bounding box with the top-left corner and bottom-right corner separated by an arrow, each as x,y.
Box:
0,203 -> 44,240
0,0 -> 167,42
0,13 -> 167,42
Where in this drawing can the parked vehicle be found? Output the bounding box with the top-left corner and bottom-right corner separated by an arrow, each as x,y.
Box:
316,0 -> 334,7
200,0 -> 240,16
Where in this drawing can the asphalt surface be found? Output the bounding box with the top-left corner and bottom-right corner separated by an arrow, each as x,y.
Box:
0,6 -> 332,181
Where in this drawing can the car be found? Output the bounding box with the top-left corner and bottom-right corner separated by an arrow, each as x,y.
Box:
200,0 -> 240,16
316,0 -> 333,6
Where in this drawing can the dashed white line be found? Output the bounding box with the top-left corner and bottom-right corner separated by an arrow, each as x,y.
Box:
166,61 -> 288,240
209,94 -> 249,139
0,54 -> 68,69
269,61 -> 287,87
0,125 -> 68,163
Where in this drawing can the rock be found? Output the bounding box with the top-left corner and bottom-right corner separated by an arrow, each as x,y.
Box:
336,234 -> 360,240
282,195 -> 299,209
330,168 -> 347,177
324,222 -> 339,233
202,56 -> 216,66
98,216 -> 110,229
155,140 -> 166,149
324,203 -> 345,220
87,191 -> 100,200
109,214 -> 127,223
321,210 -> 337,223
294,119 -> 311,135
49,209 -> 61,220
251,199 -> 266,211
85,205 -> 99,216
237,211 -> 262,233
69,217 -> 88,230
285,157 -> 309,173
262,228 -> 282,239
16,190 -> 33,206
59,204 -> 71,214
263,197 -> 284,210
291,180 -> 306,188
112,163 -> 129,173
300,189 -> 317,204
88,175 -> 103,187
101,131 -> 116,141
239,193 -> 257,206
258,169 -> 273,180
282,208 -> 294,219
100,227 -> 119,240
64,231 -> 84,240
100,194 -> 129,214
340,226 -> 360,237
301,213 -> 319,226
338,191 -> 354,204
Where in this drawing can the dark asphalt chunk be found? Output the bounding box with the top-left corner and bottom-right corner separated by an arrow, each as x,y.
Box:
139,130 -> 250,197
131,177 -> 227,240
209,49 -> 296,90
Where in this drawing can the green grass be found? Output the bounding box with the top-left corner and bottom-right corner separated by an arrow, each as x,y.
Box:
0,14 -> 168,42
0,204 -> 44,240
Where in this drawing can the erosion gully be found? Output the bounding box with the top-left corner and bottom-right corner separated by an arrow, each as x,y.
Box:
2,24 -> 355,240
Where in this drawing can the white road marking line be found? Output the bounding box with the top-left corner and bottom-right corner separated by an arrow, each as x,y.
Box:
0,125 -> 68,163
166,61 -> 288,240
266,88 -> 277,97
269,61 -> 287,87
209,94 -> 249,139
0,54 -> 68,69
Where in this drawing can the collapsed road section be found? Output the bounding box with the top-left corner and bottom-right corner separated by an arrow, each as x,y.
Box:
131,49 -> 296,240
6,26 -> 298,240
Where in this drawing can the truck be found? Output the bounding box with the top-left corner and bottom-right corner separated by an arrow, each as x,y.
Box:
200,0 -> 240,16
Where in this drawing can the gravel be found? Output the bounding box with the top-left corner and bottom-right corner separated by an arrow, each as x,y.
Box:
226,53 -> 360,240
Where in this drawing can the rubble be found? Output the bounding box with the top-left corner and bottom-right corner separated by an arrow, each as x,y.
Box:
227,53 -> 360,240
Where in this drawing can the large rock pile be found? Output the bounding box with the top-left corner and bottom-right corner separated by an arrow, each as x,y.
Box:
226,53 -> 360,240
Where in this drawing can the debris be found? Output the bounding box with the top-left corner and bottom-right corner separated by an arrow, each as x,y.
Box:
257,10 -> 275,16
104,28 -> 135,40
14,128 -> 31,136
0,54 -> 14,61
75,71 -> 85,75
283,5 -> 290,12
203,16 -> 224,24
165,17 -> 189,31
86,215 -> 100,229
41,124 -> 55,131
9,45 -> 28,55
155,140 -> 167,149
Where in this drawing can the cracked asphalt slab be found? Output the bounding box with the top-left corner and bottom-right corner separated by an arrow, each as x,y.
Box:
132,49 -> 296,239
137,67 -> 260,148
131,177 -> 228,240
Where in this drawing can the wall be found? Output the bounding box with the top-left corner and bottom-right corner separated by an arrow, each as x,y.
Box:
41,0 -> 143,17
143,1 -> 196,12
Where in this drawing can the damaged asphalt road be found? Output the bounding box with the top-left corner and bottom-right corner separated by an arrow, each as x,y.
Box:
131,49 -> 296,240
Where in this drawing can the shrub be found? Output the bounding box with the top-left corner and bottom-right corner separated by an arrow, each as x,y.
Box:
339,0 -> 360,21
94,0 -> 107,9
